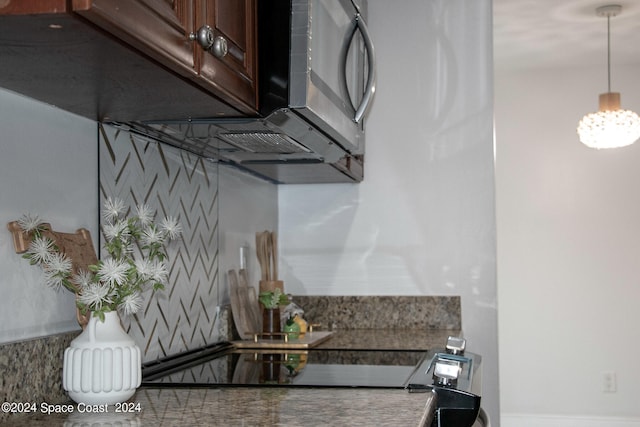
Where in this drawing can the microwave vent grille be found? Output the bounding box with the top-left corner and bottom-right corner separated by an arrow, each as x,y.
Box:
220,132 -> 311,154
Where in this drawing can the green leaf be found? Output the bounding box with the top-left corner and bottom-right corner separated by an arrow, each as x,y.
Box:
76,301 -> 88,315
259,291 -> 284,309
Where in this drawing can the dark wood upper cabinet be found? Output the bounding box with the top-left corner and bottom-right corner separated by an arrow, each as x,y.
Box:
0,0 -> 258,121
72,0 -> 197,79
73,0 -> 257,113
196,0 -> 257,111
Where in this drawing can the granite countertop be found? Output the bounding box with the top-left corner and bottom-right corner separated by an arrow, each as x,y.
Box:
315,328 -> 459,350
4,387 -> 436,427
1,296 -> 461,426
3,329 -> 448,426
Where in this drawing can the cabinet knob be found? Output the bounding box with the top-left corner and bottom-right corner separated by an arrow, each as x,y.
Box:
211,35 -> 228,58
189,25 -> 215,49
189,25 -> 228,59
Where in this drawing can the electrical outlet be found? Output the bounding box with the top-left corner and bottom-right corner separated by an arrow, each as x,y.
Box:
603,371 -> 617,393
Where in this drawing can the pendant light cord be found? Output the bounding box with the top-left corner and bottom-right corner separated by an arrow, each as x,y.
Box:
607,14 -> 611,92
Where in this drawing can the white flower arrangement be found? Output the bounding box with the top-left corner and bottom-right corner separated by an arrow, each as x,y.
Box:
17,197 -> 182,321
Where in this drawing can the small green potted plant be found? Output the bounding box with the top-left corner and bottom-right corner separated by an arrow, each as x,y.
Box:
258,288 -> 288,309
258,288 -> 288,339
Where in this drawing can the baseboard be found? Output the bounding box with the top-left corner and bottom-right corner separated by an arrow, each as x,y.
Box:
501,414 -> 640,427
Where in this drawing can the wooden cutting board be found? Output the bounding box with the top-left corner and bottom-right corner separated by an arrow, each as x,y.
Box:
228,270 -> 259,339
232,331 -> 334,349
239,269 -> 262,333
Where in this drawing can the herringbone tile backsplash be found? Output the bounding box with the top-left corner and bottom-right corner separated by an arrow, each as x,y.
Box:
99,124 -> 221,362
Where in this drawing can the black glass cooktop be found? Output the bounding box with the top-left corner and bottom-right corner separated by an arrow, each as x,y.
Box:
142,344 -> 427,389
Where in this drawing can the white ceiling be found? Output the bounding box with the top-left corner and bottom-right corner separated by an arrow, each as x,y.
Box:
493,0 -> 640,71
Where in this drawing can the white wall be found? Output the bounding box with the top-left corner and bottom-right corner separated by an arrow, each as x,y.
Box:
218,165 -> 278,301
279,0 -> 499,423
496,63 -> 640,425
0,88 -> 98,343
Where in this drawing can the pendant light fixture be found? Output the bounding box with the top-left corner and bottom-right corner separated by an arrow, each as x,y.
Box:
576,4 -> 640,149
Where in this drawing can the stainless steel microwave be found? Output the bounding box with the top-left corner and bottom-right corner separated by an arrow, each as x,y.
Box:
134,0 -> 376,184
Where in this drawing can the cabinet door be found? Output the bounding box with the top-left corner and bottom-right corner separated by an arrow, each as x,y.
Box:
72,0 -> 196,78
195,0 -> 257,112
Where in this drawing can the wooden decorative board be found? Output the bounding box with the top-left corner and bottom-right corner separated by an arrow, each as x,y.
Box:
7,221 -> 98,275
232,331 -> 334,349
7,220 -> 98,327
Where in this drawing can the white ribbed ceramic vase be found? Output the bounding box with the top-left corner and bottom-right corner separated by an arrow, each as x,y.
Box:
63,311 -> 141,405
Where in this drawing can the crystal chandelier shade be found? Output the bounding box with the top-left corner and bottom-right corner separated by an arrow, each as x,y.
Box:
576,5 -> 640,149
577,93 -> 640,149
577,109 -> 640,149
